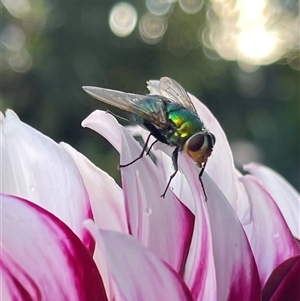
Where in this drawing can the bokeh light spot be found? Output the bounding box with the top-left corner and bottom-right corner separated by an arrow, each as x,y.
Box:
179,0 -> 204,14
6,49 -> 32,73
139,13 -> 168,44
146,0 -> 172,16
109,2 -> 137,37
1,25 -> 25,51
2,0 -> 31,19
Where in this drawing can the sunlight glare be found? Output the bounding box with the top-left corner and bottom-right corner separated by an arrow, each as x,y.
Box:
205,0 -> 299,66
237,27 -> 278,62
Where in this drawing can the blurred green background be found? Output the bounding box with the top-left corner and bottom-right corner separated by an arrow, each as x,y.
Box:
1,0 -> 299,190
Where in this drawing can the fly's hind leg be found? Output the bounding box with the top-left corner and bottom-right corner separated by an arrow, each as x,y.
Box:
106,110 -> 130,122
119,133 -> 152,168
161,147 -> 179,198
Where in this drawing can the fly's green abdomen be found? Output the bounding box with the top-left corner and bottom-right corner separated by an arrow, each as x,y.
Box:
166,103 -> 203,145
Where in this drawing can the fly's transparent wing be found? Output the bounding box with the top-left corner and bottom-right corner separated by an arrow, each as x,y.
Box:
159,77 -> 197,113
82,86 -> 168,125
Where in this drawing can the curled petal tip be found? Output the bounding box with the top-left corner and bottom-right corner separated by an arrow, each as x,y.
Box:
147,79 -> 160,94
5,109 -> 20,120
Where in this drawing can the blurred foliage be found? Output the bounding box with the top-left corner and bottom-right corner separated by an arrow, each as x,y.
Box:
1,0 -> 299,190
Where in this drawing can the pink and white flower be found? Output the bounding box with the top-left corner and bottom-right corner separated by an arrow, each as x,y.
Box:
1,80 -> 299,301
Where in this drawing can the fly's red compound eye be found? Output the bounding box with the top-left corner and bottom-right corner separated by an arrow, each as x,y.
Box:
187,133 -> 205,152
208,133 -> 216,149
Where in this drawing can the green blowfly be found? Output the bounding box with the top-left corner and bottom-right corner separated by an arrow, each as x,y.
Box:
83,77 -> 215,199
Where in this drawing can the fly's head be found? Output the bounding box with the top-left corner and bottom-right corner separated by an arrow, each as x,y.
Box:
183,131 -> 216,168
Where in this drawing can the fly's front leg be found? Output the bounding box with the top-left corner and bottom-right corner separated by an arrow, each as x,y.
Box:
146,139 -> 158,156
161,147 -> 179,198
198,161 -> 208,201
119,133 -> 152,168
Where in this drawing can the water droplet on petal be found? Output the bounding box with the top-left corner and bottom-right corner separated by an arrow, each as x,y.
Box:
29,185 -> 35,192
145,207 -> 152,215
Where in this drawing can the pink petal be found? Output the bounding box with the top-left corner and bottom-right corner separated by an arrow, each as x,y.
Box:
151,142 -> 216,300
84,220 -> 194,301
205,174 -> 261,301
1,110 -> 92,247
82,110 -> 194,275
128,123 -> 196,214
1,193 -> 108,301
175,159 -> 216,301
166,148 -> 261,301
244,162 -> 300,239
61,142 -> 128,233
189,94 -> 250,213
262,255 -> 300,301
152,148 -> 196,213
240,175 -> 299,286
126,125 -> 196,211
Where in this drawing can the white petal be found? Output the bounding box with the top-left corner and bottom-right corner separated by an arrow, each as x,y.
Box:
244,162 -> 300,239
1,110 -> 91,245
61,142 -> 128,233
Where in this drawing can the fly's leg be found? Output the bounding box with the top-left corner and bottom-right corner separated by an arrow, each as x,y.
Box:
119,133 -> 152,168
198,161 -> 208,201
146,139 -> 158,156
161,147 -> 179,198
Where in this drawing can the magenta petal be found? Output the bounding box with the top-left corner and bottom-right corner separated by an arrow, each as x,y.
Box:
1,249 -> 40,301
85,221 -> 194,301
82,110 -> 194,274
262,255 -> 300,301
244,162 -> 300,239
1,193 -> 108,301
240,175 -> 299,286
205,175 -> 261,301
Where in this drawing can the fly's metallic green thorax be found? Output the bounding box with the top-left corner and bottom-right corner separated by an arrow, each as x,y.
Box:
130,98 -> 205,149
82,77 -> 216,199
166,103 -> 204,149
